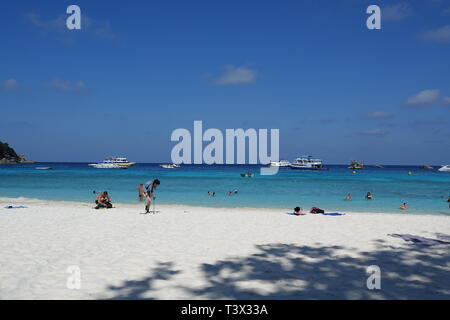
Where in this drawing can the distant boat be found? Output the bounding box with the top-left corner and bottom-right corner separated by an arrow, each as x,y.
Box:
372,165 -> 384,168
348,160 -> 364,169
35,167 -> 52,170
268,160 -> 291,167
89,163 -> 127,169
88,157 -> 135,169
420,165 -> 433,170
290,156 -> 326,170
240,172 -> 254,177
160,163 -> 180,169
438,165 -> 450,172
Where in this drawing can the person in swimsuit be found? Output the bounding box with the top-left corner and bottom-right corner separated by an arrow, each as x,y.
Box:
95,191 -> 112,209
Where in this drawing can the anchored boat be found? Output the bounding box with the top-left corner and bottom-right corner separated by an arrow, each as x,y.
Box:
290,156 -> 327,170
348,160 -> 364,169
268,160 -> 291,167
88,157 -> 135,169
160,163 -> 180,169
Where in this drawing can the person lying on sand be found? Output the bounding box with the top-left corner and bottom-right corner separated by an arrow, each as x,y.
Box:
95,191 -> 112,209
293,207 -> 305,215
310,207 -> 325,214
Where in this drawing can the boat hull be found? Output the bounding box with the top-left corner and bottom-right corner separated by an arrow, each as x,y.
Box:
290,165 -> 327,170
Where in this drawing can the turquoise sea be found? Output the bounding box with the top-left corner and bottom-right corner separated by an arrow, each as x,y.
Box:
0,163 -> 449,215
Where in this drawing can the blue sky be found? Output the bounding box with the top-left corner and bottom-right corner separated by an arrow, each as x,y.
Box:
1,0 -> 449,164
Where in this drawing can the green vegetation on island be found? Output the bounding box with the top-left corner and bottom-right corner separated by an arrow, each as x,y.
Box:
0,141 -> 35,164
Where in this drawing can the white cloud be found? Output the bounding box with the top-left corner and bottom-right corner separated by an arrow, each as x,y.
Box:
404,89 -> 441,106
215,65 -> 257,85
368,111 -> 393,119
383,2 -> 413,21
47,79 -> 88,94
1,78 -> 18,91
419,25 -> 450,43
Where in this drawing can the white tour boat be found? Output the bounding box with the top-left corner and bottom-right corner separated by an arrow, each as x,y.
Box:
268,160 -> 291,167
438,165 -> 450,172
88,157 -> 135,169
290,156 -> 326,170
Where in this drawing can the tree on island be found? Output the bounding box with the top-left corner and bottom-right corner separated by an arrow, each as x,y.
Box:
0,141 -> 20,163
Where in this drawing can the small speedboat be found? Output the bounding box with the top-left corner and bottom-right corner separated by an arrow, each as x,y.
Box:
438,165 -> 450,172
348,160 -> 364,169
240,172 -> 254,178
35,167 -> 53,170
420,165 -> 433,170
160,163 -> 180,169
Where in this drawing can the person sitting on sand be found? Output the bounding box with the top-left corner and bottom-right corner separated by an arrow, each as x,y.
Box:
366,192 -> 373,200
400,202 -> 407,210
143,179 -> 160,213
345,193 -> 351,201
95,191 -> 112,209
293,206 -> 305,215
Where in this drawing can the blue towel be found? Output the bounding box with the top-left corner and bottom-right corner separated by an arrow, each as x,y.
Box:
322,212 -> 346,216
4,205 -> 28,209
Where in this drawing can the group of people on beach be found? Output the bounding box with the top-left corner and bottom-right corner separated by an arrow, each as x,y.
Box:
94,179 -> 161,214
94,180 -> 449,213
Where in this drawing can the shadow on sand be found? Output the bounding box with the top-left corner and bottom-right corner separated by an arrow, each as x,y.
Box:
105,240 -> 450,299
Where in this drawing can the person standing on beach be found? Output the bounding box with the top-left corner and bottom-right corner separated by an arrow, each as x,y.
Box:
138,184 -> 144,201
143,179 -> 160,213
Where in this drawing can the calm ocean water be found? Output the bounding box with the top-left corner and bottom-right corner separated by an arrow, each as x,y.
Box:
1,163 -> 449,215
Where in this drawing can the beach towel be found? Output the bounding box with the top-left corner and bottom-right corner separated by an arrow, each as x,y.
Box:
388,234 -> 450,246
4,205 -> 28,209
322,213 -> 346,216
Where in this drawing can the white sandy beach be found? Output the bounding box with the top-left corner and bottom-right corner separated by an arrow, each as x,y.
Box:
1,197 -> 449,300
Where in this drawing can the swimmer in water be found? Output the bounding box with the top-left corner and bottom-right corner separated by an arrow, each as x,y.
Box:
366,192 -> 373,200
400,202 -> 407,210
345,193 -> 351,201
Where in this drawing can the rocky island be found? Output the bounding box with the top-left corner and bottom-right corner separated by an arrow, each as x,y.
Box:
0,141 -> 36,164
